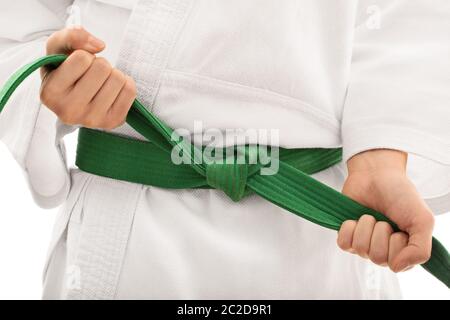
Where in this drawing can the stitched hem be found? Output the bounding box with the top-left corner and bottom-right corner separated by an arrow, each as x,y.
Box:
342,125 -> 450,214
342,125 -> 450,165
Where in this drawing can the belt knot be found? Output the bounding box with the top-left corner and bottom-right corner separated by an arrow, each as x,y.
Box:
205,162 -> 249,202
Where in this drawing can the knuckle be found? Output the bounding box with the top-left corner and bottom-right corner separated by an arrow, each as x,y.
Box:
338,241 -> 351,252
113,116 -> 127,128
98,115 -> 114,130
102,120 -> 120,130
108,68 -> 127,90
70,50 -> 94,68
66,29 -> 80,46
377,221 -> 393,233
82,117 -> 99,129
419,250 -> 432,263
388,263 -> 401,273
66,28 -> 87,48
336,236 -> 348,251
58,108 -> 79,125
353,244 -> 369,257
410,209 -> 435,229
102,123 -> 115,130
123,77 -> 137,96
336,221 -> 355,251
342,220 -> 357,230
422,214 -> 435,228
369,251 -> 387,266
388,259 -> 405,273
105,113 -> 126,130
391,232 -> 408,243
360,214 -> 376,224
93,57 -> 112,73
113,104 -> 132,120
46,31 -> 60,52
111,68 -> 126,80
40,85 -> 57,105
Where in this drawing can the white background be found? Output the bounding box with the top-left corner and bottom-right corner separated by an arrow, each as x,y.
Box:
0,133 -> 449,300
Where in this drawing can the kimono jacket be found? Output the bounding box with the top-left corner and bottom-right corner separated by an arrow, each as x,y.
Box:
0,0 -> 449,299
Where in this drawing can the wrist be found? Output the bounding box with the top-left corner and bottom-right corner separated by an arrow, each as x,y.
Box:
347,149 -> 408,175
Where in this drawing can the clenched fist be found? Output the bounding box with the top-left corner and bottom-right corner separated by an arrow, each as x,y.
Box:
337,149 -> 435,273
40,27 -> 136,129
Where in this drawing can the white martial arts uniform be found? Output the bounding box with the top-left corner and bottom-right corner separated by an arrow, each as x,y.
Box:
0,0 -> 449,299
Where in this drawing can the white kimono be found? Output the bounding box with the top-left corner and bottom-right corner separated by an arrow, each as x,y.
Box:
0,0 -> 449,299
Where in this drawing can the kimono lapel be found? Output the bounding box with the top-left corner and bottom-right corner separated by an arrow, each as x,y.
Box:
116,0 -> 194,111
67,0 -> 194,299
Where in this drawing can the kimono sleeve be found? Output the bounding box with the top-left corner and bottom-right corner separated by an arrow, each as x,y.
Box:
0,0 -> 73,208
342,0 -> 450,214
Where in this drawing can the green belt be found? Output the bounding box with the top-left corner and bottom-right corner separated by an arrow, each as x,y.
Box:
1,54 -> 449,288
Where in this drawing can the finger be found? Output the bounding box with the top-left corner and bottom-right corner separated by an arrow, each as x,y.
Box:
42,28 -> 105,82
103,76 -> 136,129
352,214 -> 376,258
369,222 -> 393,266
69,57 -> 113,108
89,69 -> 127,114
388,232 -> 409,272
42,50 -> 95,94
390,215 -> 434,272
337,220 -> 357,252
46,27 -> 105,55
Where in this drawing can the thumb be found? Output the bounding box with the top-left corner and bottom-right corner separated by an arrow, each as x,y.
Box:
391,212 -> 434,272
46,27 -> 105,55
